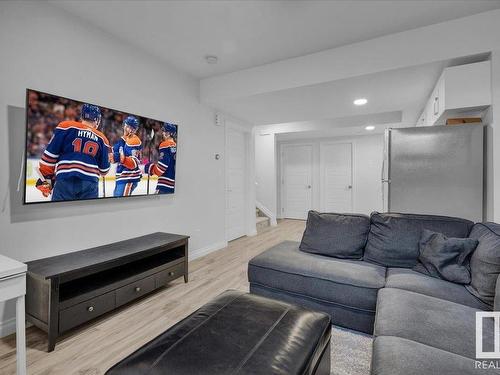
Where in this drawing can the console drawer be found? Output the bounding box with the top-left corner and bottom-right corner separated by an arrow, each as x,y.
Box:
156,263 -> 185,287
59,291 -> 115,333
116,275 -> 155,307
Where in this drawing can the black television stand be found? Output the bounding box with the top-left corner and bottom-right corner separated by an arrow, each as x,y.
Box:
25,232 -> 189,352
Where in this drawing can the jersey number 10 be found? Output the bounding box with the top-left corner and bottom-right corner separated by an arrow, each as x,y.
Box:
72,138 -> 99,157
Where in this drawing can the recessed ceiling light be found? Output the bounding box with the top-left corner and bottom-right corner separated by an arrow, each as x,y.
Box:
354,98 -> 368,106
365,125 -> 375,131
205,55 -> 218,64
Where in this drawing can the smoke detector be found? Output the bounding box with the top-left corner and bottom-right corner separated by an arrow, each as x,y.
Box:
205,55 -> 218,64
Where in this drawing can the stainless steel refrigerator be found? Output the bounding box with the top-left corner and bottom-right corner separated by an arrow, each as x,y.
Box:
382,124 -> 483,222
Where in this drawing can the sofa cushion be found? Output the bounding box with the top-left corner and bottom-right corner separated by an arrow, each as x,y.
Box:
299,211 -> 369,259
250,283 -> 376,334
364,212 -> 473,268
374,288 -> 493,359
385,268 -> 491,310
372,336 -> 500,375
467,222 -> 500,307
248,241 -> 386,312
413,229 -> 478,284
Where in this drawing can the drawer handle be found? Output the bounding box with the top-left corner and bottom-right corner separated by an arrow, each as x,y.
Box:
168,272 -> 175,276
135,287 -> 142,292
87,306 -> 94,312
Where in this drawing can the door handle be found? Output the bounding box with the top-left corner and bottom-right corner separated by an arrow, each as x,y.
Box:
347,185 -> 352,189
307,185 -> 311,189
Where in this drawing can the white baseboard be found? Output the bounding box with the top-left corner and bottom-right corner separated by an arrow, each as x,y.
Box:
189,241 -> 228,261
0,318 -> 32,339
246,229 -> 258,236
0,317 -> 16,338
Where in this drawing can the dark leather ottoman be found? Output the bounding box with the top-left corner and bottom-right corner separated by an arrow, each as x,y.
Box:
106,290 -> 331,375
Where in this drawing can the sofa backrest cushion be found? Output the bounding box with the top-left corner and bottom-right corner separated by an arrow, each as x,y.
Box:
299,211 -> 370,259
364,212 -> 474,268
466,222 -> 500,307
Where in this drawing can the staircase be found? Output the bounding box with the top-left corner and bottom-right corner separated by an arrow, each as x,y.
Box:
256,207 -> 270,231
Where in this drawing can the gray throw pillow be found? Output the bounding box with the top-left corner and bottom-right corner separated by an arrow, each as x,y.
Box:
413,230 -> 478,284
299,211 -> 370,259
467,222 -> 500,307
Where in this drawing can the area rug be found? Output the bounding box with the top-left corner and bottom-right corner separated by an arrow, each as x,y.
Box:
331,326 -> 373,375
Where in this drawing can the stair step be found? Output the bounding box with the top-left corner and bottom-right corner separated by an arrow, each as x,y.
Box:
256,216 -> 270,230
256,208 -> 266,218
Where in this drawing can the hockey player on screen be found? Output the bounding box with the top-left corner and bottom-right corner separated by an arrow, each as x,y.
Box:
37,104 -> 111,201
145,122 -> 176,194
109,116 -> 142,196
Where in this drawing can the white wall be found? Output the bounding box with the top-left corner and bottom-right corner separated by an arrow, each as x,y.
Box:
483,106 -> 494,221
0,2 -> 226,335
491,50 -> 500,222
254,132 -> 277,222
276,134 -> 384,217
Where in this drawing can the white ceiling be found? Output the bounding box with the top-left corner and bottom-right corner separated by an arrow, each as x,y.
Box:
217,60 -> 448,125
51,0 -> 500,79
272,112 -> 404,140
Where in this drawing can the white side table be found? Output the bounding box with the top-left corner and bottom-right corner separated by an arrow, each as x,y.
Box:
0,255 -> 27,375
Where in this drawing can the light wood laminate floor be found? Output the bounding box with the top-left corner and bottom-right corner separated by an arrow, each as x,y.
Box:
0,219 -> 306,375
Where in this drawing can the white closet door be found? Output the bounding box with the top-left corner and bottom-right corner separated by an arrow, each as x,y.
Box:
320,142 -> 353,213
282,144 -> 313,220
226,127 -> 247,241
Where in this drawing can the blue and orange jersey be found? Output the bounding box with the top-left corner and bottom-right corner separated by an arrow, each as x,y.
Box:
112,134 -> 142,184
39,120 -> 111,183
151,139 -> 176,192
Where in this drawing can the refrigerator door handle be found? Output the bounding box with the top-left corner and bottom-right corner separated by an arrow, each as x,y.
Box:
381,152 -> 388,210
382,129 -> 391,212
381,161 -> 385,212
381,157 -> 385,181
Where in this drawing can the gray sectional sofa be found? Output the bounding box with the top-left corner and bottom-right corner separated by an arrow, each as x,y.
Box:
248,212 -> 500,374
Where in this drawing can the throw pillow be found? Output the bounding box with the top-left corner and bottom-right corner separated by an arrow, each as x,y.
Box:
466,222 -> 500,307
413,229 -> 478,284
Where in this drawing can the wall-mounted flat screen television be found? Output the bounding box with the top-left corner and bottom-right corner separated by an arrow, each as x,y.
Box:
24,89 -> 177,204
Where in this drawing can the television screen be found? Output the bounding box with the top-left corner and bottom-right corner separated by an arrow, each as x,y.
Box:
24,89 -> 177,204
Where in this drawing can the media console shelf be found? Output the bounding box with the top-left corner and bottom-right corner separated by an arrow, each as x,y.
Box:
26,232 -> 189,352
